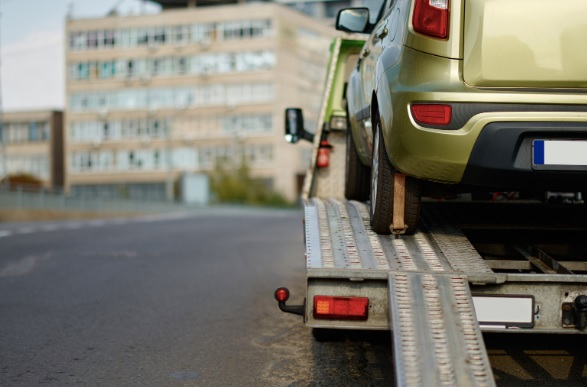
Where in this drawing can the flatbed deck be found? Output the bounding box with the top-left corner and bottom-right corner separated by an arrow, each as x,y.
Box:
299,198 -> 587,386
277,35 -> 587,386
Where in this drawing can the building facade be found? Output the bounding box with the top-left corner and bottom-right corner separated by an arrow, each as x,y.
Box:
152,0 -> 358,20
65,2 -> 338,202
0,110 -> 64,189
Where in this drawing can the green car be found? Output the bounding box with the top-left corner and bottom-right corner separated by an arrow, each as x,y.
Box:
338,0 -> 587,234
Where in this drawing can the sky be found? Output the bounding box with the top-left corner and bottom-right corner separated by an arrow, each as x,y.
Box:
0,0 -> 160,111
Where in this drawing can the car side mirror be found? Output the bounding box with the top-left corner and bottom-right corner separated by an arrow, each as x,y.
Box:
336,8 -> 370,33
285,108 -> 314,144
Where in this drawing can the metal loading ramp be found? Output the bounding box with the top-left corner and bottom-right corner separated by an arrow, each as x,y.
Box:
304,198 -> 496,386
389,272 -> 494,387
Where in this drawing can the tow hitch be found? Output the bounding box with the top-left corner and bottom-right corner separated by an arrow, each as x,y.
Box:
274,287 -> 305,317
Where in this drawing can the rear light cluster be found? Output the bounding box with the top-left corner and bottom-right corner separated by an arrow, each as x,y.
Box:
313,296 -> 369,320
411,104 -> 452,126
413,0 -> 450,39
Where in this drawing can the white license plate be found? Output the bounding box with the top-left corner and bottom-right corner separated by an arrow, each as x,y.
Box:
533,140 -> 587,167
472,295 -> 534,329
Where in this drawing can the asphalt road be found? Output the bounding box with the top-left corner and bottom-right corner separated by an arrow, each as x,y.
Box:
0,207 -> 586,386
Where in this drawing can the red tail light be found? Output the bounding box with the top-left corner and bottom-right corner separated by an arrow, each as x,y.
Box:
313,296 -> 369,320
411,104 -> 452,126
413,0 -> 449,39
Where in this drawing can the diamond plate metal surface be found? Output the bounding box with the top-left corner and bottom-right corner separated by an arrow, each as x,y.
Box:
421,205 -> 493,274
313,198 -> 335,268
306,199 -> 456,273
304,200 -> 323,269
305,199 -> 497,385
389,272 -> 495,387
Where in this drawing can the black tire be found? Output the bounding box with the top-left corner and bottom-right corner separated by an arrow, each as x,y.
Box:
369,119 -> 421,235
345,127 -> 370,201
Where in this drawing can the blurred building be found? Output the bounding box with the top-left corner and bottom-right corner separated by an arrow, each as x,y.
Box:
0,110 -> 64,189
151,1 -> 359,20
65,2 -> 339,202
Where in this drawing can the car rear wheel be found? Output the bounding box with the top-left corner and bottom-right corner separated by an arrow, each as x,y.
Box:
345,127 -> 370,201
369,120 -> 421,234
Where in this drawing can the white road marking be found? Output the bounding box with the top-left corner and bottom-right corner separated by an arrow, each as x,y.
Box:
40,224 -> 60,232
63,222 -> 84,229
17,227 -> 36,234
109,219 -> 128,225
87,220 -> 106,227
0,212 -> 198,238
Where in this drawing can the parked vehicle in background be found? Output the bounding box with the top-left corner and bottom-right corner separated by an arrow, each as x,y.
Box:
338,0 -> 587,234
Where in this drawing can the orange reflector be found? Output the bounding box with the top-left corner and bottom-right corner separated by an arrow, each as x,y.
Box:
411,104 -> 452,126
313,296 -> 369,320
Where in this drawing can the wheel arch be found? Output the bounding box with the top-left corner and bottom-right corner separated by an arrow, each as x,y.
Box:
373,70 -> 396,169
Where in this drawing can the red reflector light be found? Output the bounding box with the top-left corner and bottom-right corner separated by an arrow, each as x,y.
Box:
411,104 -> 452,126
274,287 -> 290,302
413,0 -> 449,39
313,296 -> 369,320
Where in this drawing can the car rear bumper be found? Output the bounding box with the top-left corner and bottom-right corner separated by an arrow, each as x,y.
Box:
461,121 -> 587,190
389,105 -> 587,189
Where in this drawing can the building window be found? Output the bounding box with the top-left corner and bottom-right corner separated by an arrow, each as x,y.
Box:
70,151 -> 114,172
1,121 -> 49,144
68,19 -> 273,51
69,31 -> 86,50
87,31 -> 98,49
137,28 -> 149,46
175,57 -> 187,74
68,50 -> 275,82
152,27 -> 167,45
126,60 -> 134,78
119,29 -> 131,48
151,58 -> 161,76
100,61 -> 114,79
77,63 -> 89,80
110,149 -> 169,171
29,122 -> 39,142
103,29 -> 116,47
69,83 -> 273,112
191,23 -> 217,43
220,114 -> 273,136
69,118 -> 169,142
171,25 -> 189,44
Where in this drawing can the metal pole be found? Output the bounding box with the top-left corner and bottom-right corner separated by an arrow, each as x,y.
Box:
0,4 -> 8,190
0,118 -> 7,189
165,116 -> 174,202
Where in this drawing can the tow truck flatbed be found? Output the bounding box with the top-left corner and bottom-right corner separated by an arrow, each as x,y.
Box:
302,198 -> 587,332
296,198 -> 587,385
275,36 -> 587,386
